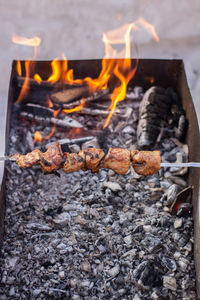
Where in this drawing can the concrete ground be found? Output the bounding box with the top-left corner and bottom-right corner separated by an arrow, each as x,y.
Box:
0,0 -> 200,170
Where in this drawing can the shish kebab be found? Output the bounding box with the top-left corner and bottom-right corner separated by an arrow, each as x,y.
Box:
0,141 -> 200,176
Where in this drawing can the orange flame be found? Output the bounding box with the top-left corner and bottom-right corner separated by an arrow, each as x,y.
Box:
102,23 -> 138,128
33,130 -> 43,143
34,73 -> 42,84
16,60 -> 30,104
12,34 -> 41,58
16,60 -> 22,76
137,17 -> 160,42
43,108 -> 61,141
47,97 -> 54,108
102,17 -> 159,127
47,59 -> 62,83
14,17 -> 159,129
12,34 -> 41,47
62,98 -> 85,114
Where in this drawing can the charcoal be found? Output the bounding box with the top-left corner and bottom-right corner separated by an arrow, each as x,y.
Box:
137,86 -> 174,149
160,256 -> 177,271
0,83 -> 196,300
174,114 -> 188,140
164,184 -> 182,206
133,260 -> 163,290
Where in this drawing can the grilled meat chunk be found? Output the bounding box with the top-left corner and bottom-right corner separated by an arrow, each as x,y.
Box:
14,149 -> 42,168
40,142 -> 63,173
131,150 -> 161,176
63,153 -> 84,173
103,148 -> 130,174
13,142 -> 161,176
79,148 -> 105,173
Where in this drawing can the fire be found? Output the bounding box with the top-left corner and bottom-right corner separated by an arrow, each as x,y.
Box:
12,34 -> 41,47
62,98 -> 85,114
34,73 -> 42,84
16,60 -> 30,104
12,34 -> 41,58
102,23 -> 138,127
47,96 -> 54,108
47,59 -> 62,83
16,60 -> 22,76
136,17 -> 160,42
43,108 -> 61,141
33,131 -> 43,143
101,18 -> 159,127
14,17 -> 159,135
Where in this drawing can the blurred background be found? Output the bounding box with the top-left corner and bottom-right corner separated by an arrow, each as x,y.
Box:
0,0 -> 200,156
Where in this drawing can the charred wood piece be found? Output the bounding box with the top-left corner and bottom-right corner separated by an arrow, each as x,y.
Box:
20,103 -> 83,128
15,76 -> 82,89
51,86 -> 90,104
73,107 -> 119,116
54,88 -> 109,107
137,86 -> 174,149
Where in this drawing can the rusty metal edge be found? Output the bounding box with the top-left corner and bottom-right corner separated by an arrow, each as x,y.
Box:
178,61 -> 200,298
0,61 -> 16,247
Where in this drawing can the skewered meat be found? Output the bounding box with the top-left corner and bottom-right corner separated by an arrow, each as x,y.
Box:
63,153 -> 84,173
12,142 -> 161,176
39,142 -> 63,173
79,148 -> 105,173
103,148 -> 130,175
13,149 -> 42,168
131,150 -> 161,176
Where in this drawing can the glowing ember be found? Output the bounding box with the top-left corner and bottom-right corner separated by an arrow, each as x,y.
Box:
144,76 -> 155,84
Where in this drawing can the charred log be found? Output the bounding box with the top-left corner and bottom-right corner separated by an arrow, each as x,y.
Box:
137,87 -> 175,149
53,88 -> 109,107
20,103 -> 83,128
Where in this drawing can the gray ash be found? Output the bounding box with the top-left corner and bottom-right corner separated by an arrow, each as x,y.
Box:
0,87 -> 196,299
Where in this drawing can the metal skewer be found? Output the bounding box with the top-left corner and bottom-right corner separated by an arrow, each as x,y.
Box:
0,156 -> 16,161
0,155 -> 200,168
160,162 -> 200,168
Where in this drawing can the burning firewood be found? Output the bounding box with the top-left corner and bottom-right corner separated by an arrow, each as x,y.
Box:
51,86 -> 90,104
20,103 -> 83,128
11,142 -> 161,176
16,76 -> 81,89
61,88 -> 109,108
